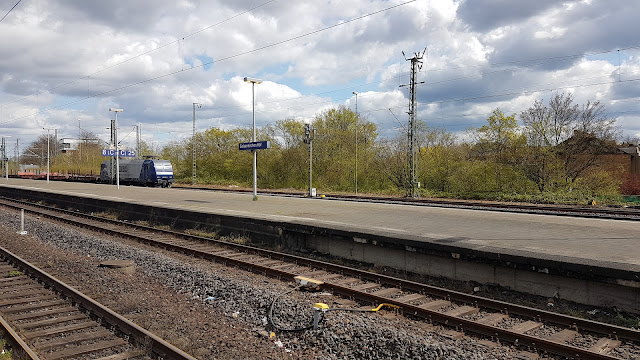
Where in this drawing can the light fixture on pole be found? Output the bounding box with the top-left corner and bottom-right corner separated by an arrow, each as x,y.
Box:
42,128 -> 56,183
352,91 -> 358,194
244,77 -> 262,201
192,102 -> 202,185
109,108 -> 123,189
1,135 -> 11,180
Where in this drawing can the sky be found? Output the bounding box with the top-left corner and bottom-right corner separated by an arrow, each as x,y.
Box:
1,0 -> 640,154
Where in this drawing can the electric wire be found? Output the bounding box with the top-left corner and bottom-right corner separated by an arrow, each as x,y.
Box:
0,0 -> 21,24
1,0 -> 417,125
1,0 -> 278,107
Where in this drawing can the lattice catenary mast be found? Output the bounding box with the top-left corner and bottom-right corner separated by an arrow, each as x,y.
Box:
401,49 -> 425,198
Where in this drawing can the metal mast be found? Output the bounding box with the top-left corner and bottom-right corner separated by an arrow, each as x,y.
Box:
192,103 -> 201,185
110,119 -> 116,184
401,49 -> 425,198
305,123 -> 315,197
136,123 -> 141,159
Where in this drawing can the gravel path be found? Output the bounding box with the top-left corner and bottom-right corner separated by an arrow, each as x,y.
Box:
0,208 -> 547,359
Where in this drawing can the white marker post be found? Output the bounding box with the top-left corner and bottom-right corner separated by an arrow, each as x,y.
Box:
17,209 -> 27,235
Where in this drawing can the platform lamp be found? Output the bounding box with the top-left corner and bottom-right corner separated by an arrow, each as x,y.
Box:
42,129 -> 57,184
109,108 -> 123,189
352,91 -> 358,194
1,135 -> 10,180
244,77 -> 262,201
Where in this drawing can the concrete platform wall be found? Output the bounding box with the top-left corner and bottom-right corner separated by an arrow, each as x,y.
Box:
304,235 -> 639,312
1,186 -> 638,313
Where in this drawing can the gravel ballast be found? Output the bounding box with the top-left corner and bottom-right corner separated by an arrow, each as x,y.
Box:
0,208 -> 550,359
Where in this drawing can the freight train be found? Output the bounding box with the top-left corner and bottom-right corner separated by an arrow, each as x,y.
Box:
100,159 -> 174,187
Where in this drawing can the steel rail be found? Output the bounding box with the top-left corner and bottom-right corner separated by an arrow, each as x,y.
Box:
1,197 -> 637,359
173,184 -> 640,220
0,245 -> 197,360
0,313 -> 40,360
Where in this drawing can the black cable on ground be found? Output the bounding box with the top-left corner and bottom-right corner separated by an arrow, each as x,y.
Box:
268,286 -> 394,332
268,285 -> 324,332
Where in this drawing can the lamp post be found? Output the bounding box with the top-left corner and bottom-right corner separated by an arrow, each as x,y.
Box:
244,77 -> 262,201
42,128 -> 56,183
1,135 -> 10,180
109,108 -> 123,189
353,91 -> 358,194
192,102 -> 202,185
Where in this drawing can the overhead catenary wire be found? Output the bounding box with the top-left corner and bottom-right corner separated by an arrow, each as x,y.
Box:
0,0 -> 21,24
1,0 -> 279,108
0,0 -> 417,126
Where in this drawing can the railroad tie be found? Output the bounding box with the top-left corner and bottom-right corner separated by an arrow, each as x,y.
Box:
270,263 -> 297,270
418,299 -> 451,311
34,329 -> 112,349
475,313 -> 508,326
8,306 -> 77,321
0,294 -> 59,306
314,273 -> 344,281
21,320 -> 99,340
252,259 -> 282,267
334,277 -> 360,285
17,313 -> 88,330
440,329 -> 464,340
0,275 -> 29,283
0,277 -> 33,287
93,350 -> 147,360
588,338 -> 622,354
510,320 -> 543,334
515,351 -> 539,360
393,293 -> 426,304
0,288 -> 51,301
369,287 -> 402,298
350,283 -> 381,292
298,270 -> 327,278
546,329 -> 578,344
45,338 -> 128,360
442,305 -> 478,318
0,299 -> 69,314
334,298 -> 358,307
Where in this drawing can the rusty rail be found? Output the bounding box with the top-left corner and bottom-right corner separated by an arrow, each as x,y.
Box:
1,197 -> 638,359
0,245 -> 197,360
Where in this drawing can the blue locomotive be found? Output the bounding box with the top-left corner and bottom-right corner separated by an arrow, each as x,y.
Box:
100,159 -> 174,187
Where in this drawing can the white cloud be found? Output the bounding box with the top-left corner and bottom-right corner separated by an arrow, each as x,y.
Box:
0,0 -> 639,151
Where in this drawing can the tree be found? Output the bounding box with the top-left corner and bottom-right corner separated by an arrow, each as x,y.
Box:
471,109 -> 527,191
312,106 -> 378,192
520,93 -> 618,191
418,126 -> 461,192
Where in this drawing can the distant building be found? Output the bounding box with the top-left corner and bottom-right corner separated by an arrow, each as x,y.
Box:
618,146 -> 640,174
60,138 -> 82,153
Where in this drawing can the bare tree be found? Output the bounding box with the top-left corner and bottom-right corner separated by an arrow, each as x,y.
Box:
519,93 -> 618,191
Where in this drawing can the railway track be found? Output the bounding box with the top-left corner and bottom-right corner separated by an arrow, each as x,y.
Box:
174,185 -> 640,221
1,197 -> 638,359
0,242 -> 196,359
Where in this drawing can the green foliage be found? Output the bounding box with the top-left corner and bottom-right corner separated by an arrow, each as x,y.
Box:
0,338 -> 11,359
22,95 -> 626,205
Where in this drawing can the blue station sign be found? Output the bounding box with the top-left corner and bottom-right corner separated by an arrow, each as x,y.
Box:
101,149 -> 137,157
239,140 -> 271,151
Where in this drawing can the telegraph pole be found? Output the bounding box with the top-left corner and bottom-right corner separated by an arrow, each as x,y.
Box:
400,49 -> 425,198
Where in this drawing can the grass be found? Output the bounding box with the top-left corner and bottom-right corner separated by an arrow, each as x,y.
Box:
0,339 -> 11,359
92,211 -> 120,220
184,229 -> 217,239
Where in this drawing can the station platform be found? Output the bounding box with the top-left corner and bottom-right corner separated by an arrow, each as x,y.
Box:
0,179 -> 638,311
